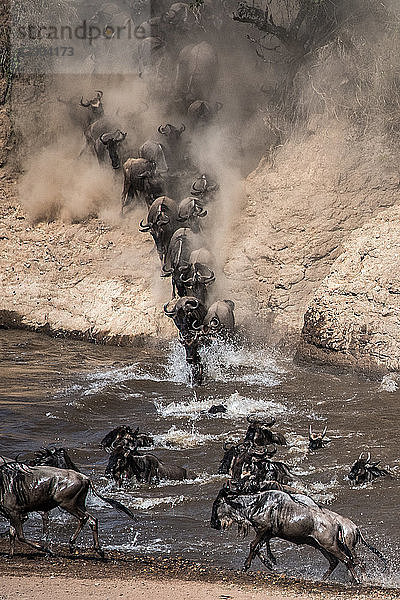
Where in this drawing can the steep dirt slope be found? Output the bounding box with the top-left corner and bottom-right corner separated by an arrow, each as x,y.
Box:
297,204 -> 400,374
0,177 -> 175,344
223,118 -> 400,346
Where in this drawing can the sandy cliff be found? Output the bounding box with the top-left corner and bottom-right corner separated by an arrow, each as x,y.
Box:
0,177 -> 175,344
297,204 -> 400,374
224,119 -> 400,346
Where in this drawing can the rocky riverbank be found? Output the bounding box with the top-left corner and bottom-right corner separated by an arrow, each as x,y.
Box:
297,204 -> 400,375
0,175 -> 175,345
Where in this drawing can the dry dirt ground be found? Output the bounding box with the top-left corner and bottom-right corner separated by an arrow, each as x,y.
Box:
0,551 -> 398,600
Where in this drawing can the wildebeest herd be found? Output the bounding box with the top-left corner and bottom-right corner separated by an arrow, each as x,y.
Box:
0,413 -> 394,583
59,1 -> 238,386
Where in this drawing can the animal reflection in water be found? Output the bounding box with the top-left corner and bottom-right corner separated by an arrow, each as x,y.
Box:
0,461 -> 133,557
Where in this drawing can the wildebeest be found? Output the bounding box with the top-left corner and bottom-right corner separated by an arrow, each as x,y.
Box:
57,90 -> 104,131
175,42 -> 218,105
177,197 -> 207,232
178,248 -> 215,305
0,462 -> 134,557
244,414 -> 287,447
161,228 -> 204,297
211,485 -> 386,582
164,296 -> 207,336
308,425 -> 328,450
101,425 -> 153,452
121,157 -> 164,213
202,300 -> 235,335
348,453 -> 393,485
28,447 -> 81,472
94,130 -> 127,169
139,123 -> 187,176
187,100 -> 223,125
190,173 -> 219,203
139,195 -> 179,261
178,330 -> 204,386
105,446 -> 196,485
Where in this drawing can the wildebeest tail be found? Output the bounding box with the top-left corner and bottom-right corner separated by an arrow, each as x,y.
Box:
89,483 -> 135,519
359,530 -> 387,569
337,525 -> 354,562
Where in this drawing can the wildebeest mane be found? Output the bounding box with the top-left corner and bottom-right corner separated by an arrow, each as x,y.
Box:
0,462 -> 32,507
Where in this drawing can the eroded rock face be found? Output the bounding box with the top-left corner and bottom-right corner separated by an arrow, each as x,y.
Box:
0,179 -> 175,345
298,205 -> 400,374
223,119 -> 400,345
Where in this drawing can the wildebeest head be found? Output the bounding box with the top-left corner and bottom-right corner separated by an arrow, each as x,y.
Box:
164,296 -> 207,335
348,453 -> 391,485
101,425 -> 133,451
100,130 -> 127,169
178,262 -> 215,305
210,483 -> 246,531
80,90 -> 104,116
191,174 -> 219,200
158,123 -> 186,144
244,414 -> 287,447
29,447 -> 80,472
308,425 -> 328,450
187,100 -> 223,124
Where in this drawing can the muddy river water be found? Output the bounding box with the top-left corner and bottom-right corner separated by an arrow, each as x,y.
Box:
0,329 -> 399,586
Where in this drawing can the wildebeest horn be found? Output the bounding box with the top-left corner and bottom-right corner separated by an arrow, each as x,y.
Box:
180,123 -> 186,133
163,302 -> 176,316
139,219 -> 151,232
209,316 -> 221,329
96,90 -> 103,99
366,452 -> 371,463
198,266 -> 215,283
191,320 -> 204,331
100,132 -> 114,144
158,124 -> 171,134
358,452 -> 365,460
185,298 -> 200,309
80,97 -> 90,107
309,424 -> 313,439
114,130 -> 127,142
223,440 -> 235,451
161,264 -> 173,277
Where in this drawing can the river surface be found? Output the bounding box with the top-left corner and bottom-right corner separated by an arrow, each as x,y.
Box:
0,329 -> 399,586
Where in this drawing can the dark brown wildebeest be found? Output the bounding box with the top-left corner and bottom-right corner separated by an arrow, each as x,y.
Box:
244,414 -> 287,447
101,425 -> 153,453
0,462 -> 134,557
211,485 -> 386,582
28,447 -> 81,472
308,425 -> 328,450
139,196 -> 180,262
121,158 -> 164,213
105,446 -> 196,486
348,453 -> 393,485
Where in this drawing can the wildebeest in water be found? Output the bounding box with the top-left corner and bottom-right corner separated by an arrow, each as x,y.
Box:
211,484 -> 387,582
0,461 -> 134,557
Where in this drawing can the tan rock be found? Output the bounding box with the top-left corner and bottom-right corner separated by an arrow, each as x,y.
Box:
298,204 -> 400,373
224,120 -> 400,344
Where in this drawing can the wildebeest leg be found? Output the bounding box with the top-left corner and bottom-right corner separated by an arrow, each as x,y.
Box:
121,179 -> 132,215
9,525 -> 16,557
87,514 -> 104,558
68,515 -> 88,553
10,517 -> 51,555
41,512 -> 50,548
244,530 -> 268,571
257,536 -> 275,569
